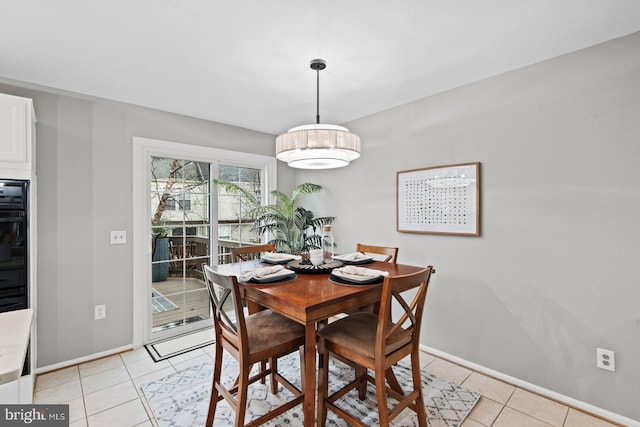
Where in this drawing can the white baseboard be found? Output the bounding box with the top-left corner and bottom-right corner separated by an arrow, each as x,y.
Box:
35,344 -> 134,375
421,345 -> 639,427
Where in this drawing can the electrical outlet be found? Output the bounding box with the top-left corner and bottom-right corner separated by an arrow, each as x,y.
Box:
95,304 -> 106,320
596,348 -> 615,371
110,230 -> 126,245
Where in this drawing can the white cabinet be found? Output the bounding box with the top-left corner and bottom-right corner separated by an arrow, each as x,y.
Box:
0,94 -> 36,180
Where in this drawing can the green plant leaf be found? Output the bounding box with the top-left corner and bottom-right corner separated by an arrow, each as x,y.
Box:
238,182 -> 334,255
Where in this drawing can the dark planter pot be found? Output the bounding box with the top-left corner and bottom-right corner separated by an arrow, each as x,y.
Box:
152,237 -> 170,282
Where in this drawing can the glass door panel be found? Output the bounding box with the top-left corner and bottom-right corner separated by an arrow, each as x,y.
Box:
150,157 -> 212,334
216,164 -> 262,264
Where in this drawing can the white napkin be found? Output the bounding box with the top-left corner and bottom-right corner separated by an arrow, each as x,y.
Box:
261,252 -> 302,262
334,265 -> 389,281
334,252 -> 371,261
239,265 -> 285,282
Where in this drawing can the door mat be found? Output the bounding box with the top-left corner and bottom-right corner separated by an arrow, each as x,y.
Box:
145,328 -> 214,362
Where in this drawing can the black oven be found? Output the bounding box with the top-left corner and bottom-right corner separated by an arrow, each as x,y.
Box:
0,179 -> 29,313
0,179 -> 30,375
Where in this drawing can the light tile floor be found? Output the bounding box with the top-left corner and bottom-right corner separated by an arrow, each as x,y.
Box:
33,346 -> 622,427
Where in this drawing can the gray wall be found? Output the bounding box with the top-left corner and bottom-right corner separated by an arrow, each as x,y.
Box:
0,79 -> 281,367
298,32 -> 640,420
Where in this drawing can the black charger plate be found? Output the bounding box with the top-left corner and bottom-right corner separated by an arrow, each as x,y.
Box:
329,273 -> 384,286
287,259 -> 343,274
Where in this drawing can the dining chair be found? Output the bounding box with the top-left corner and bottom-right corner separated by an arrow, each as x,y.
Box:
202,264 -> 305,427
316,266 -> 434,427
337,244 -> 398,318
231,243 -> 277,262
356,243 -> 399,263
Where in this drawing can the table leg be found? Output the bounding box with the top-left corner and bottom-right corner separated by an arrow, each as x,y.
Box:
246,300 -> 261,315
303,322 -> 316,427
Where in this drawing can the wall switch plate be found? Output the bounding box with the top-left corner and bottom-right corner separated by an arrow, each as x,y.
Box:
110,230 -> 126,245
596,348 -> 615,371
95,304 -> 106,320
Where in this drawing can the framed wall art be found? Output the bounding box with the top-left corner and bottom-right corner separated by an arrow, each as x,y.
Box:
396,162 -> 480,236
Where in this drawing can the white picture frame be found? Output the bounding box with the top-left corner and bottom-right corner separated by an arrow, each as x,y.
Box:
397,162 -> 480,236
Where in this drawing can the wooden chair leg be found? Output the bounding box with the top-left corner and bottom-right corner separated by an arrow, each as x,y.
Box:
355,365 -> 367,400
412,351 -> 428,427
260,360 -> 267,384
316,338 -> 329,427
385,367 -> 403,394
270,357 -> 278,394
235,362 -> 250,427
206,344 -> 224,427
298,345 -> 305,389
233,362 -> 256,388
375,364 -> 390,427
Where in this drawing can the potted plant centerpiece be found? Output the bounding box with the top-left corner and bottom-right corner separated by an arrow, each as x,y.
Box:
214,181 -> 334,256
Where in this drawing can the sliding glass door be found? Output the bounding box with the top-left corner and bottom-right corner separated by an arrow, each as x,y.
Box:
133,137 -> 276,346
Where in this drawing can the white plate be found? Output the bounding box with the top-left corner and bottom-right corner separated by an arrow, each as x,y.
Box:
248,268 -> 296,283
261,254 -> 299,264
331,268 -> 384,283
332,253 -> 375,264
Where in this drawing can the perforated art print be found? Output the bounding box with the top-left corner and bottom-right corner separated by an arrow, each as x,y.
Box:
397,162 -> 480,236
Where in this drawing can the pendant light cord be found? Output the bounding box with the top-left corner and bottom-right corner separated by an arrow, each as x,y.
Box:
310,59 -> 326,125
316,67 -> 320,124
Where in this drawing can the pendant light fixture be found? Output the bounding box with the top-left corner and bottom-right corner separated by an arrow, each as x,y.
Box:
276,59 -> 361,169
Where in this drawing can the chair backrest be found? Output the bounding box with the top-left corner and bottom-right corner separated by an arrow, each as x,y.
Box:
356,243 -> 399,263
202,264 -> 248,355
231,243 -> 277,262
375,266 -> 433,360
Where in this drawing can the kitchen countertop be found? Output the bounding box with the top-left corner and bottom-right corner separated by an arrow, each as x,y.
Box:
0,308 -> 33,385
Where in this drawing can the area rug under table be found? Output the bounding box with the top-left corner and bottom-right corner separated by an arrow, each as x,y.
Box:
142,352 -> 480,427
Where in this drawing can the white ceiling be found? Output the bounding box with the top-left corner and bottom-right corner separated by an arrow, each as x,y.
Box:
2,1 -> 640,135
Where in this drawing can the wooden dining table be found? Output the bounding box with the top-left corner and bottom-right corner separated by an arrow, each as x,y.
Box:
213,259 -> 424,427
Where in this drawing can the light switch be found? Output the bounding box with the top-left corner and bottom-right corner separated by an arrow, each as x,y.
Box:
110,230 -> 127,245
